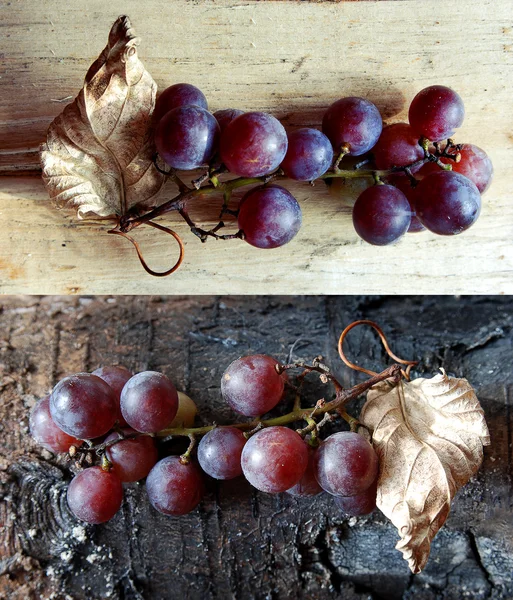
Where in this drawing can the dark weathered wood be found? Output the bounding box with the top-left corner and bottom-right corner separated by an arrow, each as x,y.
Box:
0,296 -> 512,599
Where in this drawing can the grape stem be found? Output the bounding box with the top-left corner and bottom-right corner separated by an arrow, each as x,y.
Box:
114,139 -> 459,238
155,362 -> 401,439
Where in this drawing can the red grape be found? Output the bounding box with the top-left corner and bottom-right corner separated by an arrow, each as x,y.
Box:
386,174 -> 425,233
373,123 -> 424,171
220,112 -> 288,177
286,445 -> 322,497
409,85 -> 464,142
155,105 -> 220,170
241,426 -> 308,493
238,184 -> 302,249
154,83 -> 208,123
352,184 -> 412,245
120,371 -> 178,433
30,396 -> 82,454
418,144 -> 493,194
449,144 -> 493,193
415,171 -> 481,235
334,479 -> 377,516
314,431 -> 378,497
92,365 -> 132,427
146,456 -> 204,516
197,427 -> 246,480
221,354 -> 285,416
105,429 -> 158,483
280,128 -> 333,181
213,108 -> 244,133
50,373 -> 118,440
67,466 -> 123,524
322,97 -> 382,156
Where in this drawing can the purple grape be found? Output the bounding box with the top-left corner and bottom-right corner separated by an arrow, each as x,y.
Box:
105,429 -> 159,483
409,85 -> 464,142
334,480 -> 377,516
155,105 -> 220,170
50,373 -> 118,440
280,128 -> 333,181
220,112 -> 288,177
146,456 -> 204,516
286,445 -> 323,497
213,108 -> 244,134
30,396 -> 82,454
415,171 -> 481,235
67,466 -> 123,524
322,97 -> 382,156
238,184 -> 302,249
92,365 -> 133,427
221,354 -> 285,417
314,432 -> 378,497
154,83 -> 208,123
197,427 -> 246,480
241,426 -> 309,493
120,371 -> 178,434
373,123 -> 424,171
352,184 -> 412,245
386,174 -> 426,233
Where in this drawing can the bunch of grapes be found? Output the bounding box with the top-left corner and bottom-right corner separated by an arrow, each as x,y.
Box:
29,356 -> 380,525
148,82 -> 492,249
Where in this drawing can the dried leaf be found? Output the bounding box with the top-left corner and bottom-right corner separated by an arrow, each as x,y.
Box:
40,16 -> 164,218
360,370 -> 490,574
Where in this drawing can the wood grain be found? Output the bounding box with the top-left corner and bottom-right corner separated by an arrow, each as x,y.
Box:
1,296 -> 512,599
1,0 -> 512,293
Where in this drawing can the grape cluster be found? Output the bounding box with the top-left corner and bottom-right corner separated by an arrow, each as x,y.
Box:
150,82 -> 492,249
29,356 -> 380,525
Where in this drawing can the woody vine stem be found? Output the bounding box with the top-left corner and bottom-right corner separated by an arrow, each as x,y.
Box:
107,140 -> 462,277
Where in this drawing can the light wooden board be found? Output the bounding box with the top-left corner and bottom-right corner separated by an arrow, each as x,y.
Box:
1,0 -> 512,294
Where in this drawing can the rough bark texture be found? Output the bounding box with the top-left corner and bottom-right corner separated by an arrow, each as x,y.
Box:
0,296 -> 512,600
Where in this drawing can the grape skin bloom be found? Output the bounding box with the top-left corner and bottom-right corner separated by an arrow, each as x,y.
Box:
286,445 -> 323,497
67,466 -> 123,524
415,171 -> 481,235
373,123 -> 424,171
146,456 -> 204,516
352,184 -> 412,246
93,365 -> 132,427
213,108 -> 244,134
386,174 -> 426,233
221,354 -> 285,416
30,396 -> 82,454
155,105 -> 220,170
105,429 -> 159,483
153,82 -> 208,123
238,185 -> 302,249
120,371 -> 179,434
50,373 -> 118,440
241,426 -> 309,493
220,112 -> 288,177
334,479 -> 377,516
408,85 -> 464,142
314,431 -> 378,497
197,427 -> 246,480
280,128 -> 333,181
322,97 -> 382,157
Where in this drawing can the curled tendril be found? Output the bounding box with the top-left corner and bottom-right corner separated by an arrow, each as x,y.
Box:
338,319 -> 418,381
108,220 -> 184,277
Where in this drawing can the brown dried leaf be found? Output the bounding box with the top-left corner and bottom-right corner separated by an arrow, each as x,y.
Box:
40,16 -> 164,218
360,370 -> 490,574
